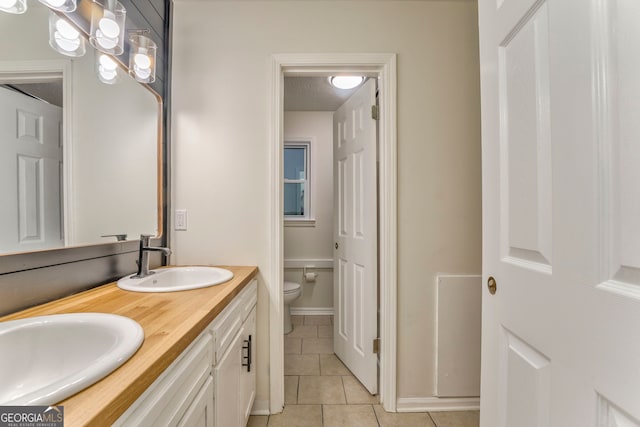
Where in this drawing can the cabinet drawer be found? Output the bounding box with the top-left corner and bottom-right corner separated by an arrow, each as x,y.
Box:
239,280 -> 257,322
210,279 -> 257,365
114,333 -> 213,427
210,300 -> 242,365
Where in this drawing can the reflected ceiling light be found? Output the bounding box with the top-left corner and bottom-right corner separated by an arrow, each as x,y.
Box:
89,0 -> 126,55
329,76 -> 364,90
128,32 -> 156,84
48,12 -> 85,57
39,0 -> 76,13
0,0 -> 26,14
97,53 -> 119,84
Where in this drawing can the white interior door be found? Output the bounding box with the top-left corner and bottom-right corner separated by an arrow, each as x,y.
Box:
333,78 -> 378,394
480,0 -> 640,425
0,86 -> 63,253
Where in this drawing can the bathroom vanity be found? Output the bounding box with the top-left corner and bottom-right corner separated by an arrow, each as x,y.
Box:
0,265 -> 258,426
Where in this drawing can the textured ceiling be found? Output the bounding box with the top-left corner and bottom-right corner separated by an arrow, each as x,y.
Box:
4,82 -> 63,108
284,76 -> 364,111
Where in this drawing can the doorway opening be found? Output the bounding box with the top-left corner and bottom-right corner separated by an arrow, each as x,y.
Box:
267,54 -> 397,414
282,74 -> 377,404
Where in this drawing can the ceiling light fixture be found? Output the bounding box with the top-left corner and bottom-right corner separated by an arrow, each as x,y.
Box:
329,76 -> 364,90
0,0 -> 26,14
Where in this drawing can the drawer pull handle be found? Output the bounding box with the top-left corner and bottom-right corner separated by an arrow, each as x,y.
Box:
242,335 -> 252,372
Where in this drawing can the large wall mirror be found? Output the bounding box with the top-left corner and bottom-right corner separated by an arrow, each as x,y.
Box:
0,2 -> 161,256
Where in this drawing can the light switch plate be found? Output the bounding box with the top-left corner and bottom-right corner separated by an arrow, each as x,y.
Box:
175,209 -> 187,231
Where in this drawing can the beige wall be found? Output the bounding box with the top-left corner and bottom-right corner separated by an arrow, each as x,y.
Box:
284,111 -> 334,309
171,0 -> 481,405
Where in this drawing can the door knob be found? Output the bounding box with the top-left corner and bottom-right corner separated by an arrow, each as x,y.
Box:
335,242 -> 339,249
487,276 -> 497,295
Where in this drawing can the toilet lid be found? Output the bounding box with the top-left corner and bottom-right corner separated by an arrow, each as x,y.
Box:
284,281 -> 301,293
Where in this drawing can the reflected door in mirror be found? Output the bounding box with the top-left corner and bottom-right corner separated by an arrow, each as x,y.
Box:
0,86 -> 63,253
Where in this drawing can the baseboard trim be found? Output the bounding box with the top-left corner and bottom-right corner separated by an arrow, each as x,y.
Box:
396,397 -> 480,412
290,307 -> 334,316
251,400 -> 271,416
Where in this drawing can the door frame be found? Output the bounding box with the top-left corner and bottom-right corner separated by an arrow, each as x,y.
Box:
268,53 -> 397,413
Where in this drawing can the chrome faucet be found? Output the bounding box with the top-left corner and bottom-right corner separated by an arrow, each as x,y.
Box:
132,234 -> 172,279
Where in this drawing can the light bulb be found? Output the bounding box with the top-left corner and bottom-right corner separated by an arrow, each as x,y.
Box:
55,31 -> 81,52
99,54 -> 118,71
99,66 -> 117,82
55,18 -> 79,40
45,0 -> 66,7
99,11 -> 120,39
96,30 -> 118,49
0,0 -> 17,8
134,64 -> 151,80
134,53 -> 151,70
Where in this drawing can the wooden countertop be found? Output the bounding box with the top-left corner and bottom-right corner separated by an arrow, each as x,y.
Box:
0,265 -> 258,426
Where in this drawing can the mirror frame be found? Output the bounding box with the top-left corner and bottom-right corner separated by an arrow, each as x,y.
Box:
0,52 -> 165,275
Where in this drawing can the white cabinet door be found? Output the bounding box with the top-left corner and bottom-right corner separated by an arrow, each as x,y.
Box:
239,307 -> 256,424
214,326 -> 242,427
479,0 -> 640,425
178,376 -> 214,427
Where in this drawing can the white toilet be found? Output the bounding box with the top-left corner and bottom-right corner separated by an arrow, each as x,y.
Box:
283,281 -> 302,334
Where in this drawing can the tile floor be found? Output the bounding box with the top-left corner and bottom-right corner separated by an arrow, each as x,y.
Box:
247,315 -> 480,427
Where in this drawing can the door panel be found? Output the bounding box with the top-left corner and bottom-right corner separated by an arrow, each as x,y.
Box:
602,0 -> 640,285
333,78 -> 378,394
501,329 -> 550,427
500,1 -> 552,269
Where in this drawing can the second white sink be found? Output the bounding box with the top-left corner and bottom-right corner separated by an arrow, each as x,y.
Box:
117,266 -> 234,292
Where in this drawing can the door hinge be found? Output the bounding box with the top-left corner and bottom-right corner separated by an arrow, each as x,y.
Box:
371,105 -> 379,121
373,337 -> 380,354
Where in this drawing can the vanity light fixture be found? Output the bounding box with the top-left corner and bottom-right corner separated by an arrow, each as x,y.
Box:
39,0 -> 76,13
48,12 -> 86,57
89,0 -> 126,55
0,0 -> 26,14
97,53 -> 119,84
128,31 -> 156,84
329,76 -> 365,90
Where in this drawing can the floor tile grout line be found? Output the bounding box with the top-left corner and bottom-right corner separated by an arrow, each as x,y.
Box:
428,411 -> 438,427
372,403 -> 382,427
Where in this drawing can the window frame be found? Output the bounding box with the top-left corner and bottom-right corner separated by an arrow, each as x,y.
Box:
284,139 -> 314,226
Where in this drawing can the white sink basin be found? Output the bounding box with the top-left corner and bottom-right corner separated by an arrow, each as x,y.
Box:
0,313 -> 143,405
117,266 -> 234,292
